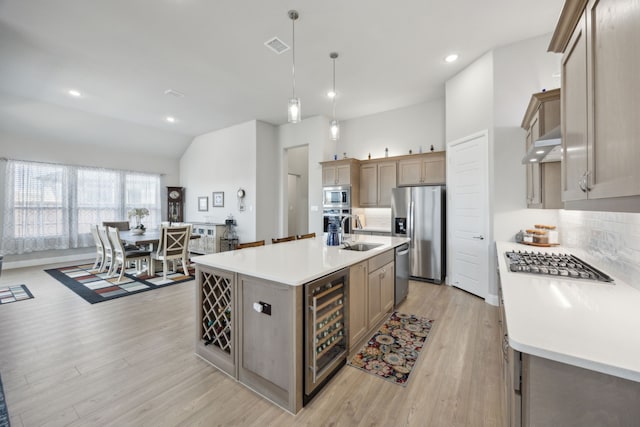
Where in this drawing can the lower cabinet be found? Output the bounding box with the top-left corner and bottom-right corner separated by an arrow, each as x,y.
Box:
348,261 -> 368,349
348,250 -> 395,353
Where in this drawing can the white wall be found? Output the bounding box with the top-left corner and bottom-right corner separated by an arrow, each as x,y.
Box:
340,99 -> 445,160
0,129 -> 180,183
287,145 -> 309,235
255,121 -> 279,242
180,120 -> 258,243
446,52 -> 494,143
445,34 -> 563,303
278,115 -> 333,238
492,34 -> 562,243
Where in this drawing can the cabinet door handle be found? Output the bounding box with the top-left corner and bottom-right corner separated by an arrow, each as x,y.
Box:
578,173 -> 587,192
584,170 -> 592,191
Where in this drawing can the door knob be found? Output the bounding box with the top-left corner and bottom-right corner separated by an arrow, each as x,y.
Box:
472,235 -> 485,240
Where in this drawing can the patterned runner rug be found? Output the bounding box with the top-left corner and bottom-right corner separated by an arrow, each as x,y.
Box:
0,373 -> 9,427
45,263 -> 194,304
347,311 -> 434,386
0,284 -> 34,305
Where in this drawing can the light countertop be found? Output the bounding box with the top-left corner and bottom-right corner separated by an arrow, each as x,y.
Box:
192,235 -> 409,286
496,241 -> 640,382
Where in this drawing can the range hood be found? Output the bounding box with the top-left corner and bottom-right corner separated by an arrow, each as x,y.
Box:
521,125 -> 561,164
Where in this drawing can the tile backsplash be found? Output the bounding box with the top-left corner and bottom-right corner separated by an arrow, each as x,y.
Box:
559,210 -> 640,286
352,208 -> 391,230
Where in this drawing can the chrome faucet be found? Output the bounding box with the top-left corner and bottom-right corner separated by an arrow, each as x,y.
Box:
340,214 -> 352,244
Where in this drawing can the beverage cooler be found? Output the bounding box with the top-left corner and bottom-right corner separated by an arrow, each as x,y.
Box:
304,268 -> 348,403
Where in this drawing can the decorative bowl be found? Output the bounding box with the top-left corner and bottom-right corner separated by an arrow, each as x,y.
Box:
131,228 -> 145,235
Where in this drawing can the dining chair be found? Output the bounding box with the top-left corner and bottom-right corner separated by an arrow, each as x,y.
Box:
296,232 -> 316,240
90,224 -> 105,269
271,235 -> 296,244
236,240 -> 265,249
97,225 -> 115,274
107,227 -> 151,283
102,221 -> 130,231
150,225 -> 192,280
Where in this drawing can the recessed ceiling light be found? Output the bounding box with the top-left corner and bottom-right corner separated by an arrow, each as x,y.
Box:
165,116 -> 176,123
68,89 -> 82,97
327,90 -> 336,99
444,54 -> 459,63
529,158 -> 538,162
536,150 -> 545,154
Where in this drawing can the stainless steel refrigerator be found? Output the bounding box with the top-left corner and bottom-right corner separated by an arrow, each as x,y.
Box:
391,186 -> 445,283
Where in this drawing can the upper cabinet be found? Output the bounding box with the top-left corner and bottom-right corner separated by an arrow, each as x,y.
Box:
550,0 -> 640,209
521,89 -> 562,209
320,158 -> 361,205
322,159 -> 359,186
397,152 -> 446,186
359,160 -> 397,207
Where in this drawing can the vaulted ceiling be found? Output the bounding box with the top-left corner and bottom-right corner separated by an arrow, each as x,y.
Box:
0,0 -> 564,158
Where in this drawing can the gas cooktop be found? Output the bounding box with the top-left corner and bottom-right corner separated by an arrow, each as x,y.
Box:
504,250 -> 613,282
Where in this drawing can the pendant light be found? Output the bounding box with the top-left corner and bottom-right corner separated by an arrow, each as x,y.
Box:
329,52 -> 340,140
287,10 -> 301,123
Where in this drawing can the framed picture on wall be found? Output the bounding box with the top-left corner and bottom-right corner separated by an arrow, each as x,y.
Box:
213,191 -> 224,207
198,196 -> 209,211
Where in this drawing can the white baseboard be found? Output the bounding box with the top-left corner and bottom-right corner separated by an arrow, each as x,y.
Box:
485,293 -> 499,306
4,253 -> 94,270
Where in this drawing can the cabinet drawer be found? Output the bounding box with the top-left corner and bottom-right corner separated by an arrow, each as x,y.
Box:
368,249 -> 394,273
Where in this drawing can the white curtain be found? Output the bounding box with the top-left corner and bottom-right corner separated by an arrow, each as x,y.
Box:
1,159 -> 161,255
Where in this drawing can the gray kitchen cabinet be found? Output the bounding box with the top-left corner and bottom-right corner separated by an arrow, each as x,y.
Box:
348,261 -> 368,352
367,250 -> 395,328
521,89 -> 561,209
321,158 -> 360,186
237,274 -> 302,412
347,250 -> 396,355
397,152 -> 446,186
551,0 -> 640,208
359,160 -> 397,207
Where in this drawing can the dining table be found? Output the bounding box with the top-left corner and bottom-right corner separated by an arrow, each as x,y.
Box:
119,229 -> 200,250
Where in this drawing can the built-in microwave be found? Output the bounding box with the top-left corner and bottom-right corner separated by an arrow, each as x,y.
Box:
323,186 -> 351,208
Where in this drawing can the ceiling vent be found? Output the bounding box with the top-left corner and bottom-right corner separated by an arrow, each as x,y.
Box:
264,37 -> 290,54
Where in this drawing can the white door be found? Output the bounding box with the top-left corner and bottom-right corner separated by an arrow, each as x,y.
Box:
447,131 -> 489,299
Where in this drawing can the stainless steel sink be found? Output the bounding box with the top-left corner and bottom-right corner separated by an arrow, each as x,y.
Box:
341,242 -> 382,251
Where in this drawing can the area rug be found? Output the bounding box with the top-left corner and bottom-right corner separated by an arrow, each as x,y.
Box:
0,373 -> 9,427
45,263 -> 194,304
0,284 -> 34,305
347,311 -> 434,386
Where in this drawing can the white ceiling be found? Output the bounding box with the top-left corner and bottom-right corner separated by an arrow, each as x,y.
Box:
0,0 -> 564,158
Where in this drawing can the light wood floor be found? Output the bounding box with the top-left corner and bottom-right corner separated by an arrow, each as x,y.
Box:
0,261 -> 504,427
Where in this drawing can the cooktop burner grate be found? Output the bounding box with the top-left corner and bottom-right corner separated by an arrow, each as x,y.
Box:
504,251 -> 613,282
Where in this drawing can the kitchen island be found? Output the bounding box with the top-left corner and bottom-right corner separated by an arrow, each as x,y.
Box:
191,235 -> 409,414
496,241 -> 640,426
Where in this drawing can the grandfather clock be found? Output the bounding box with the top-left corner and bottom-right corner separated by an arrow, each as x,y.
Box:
167,186 -> 184,222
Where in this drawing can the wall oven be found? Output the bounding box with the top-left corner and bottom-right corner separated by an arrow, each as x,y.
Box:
304,268 -> 348,404
323,186 -> 351,208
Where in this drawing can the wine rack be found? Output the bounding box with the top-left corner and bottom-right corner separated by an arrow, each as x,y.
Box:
305,269 -> 348,395
201,271 -> 232,353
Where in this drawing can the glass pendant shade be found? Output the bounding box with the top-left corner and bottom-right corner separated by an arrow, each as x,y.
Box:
330,119 -> 340,140
288,98 -> 301,123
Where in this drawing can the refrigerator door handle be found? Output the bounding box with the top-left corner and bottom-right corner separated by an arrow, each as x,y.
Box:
409,200 -> 415,247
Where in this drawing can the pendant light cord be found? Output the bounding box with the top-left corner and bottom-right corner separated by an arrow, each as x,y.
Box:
292,17 -> 296,98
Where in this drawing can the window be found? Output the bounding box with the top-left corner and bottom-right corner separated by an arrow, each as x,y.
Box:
1,160 -> 161,255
